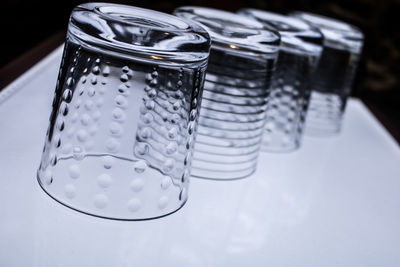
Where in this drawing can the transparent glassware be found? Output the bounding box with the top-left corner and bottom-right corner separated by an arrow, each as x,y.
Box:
174,7 -> 280,180
238,9 -> 323,152
290,12 -> 364,135
36,3 -> 211,220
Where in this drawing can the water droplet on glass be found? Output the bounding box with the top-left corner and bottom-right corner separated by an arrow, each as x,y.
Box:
95,97 -> 104,107
135,143 -> 149,156
148,89 -> 157,98
91,77 -> 97,85
134,160 -> 147,173
92,66 -> 100,75
165,142 -> 178,155
122,66 -> 130,73
118,84 -> 129,95
190,110 -> 197,121
88,87 -> 96,97
66,77 -> 74,87
109,122 -> 123,137
130,178 -> 144,192
139,105 -> 147,115
142,113 -> 153,124
170,114 -> 180,124
186,141 -> 191,150
173,101 -> 180,111
151,71 -> 158,78
120,73 -> 129,82
105,138 -> 120,153
115,95 -> 128,108
161,176 -> 171,190
62,89 -> 73,102
97,173 -> 112,188
92,110 -> 102,121
72,146 -> 85,160
162,159 -> 174,173
140,127 -> 152,139
145,100 -> 155,110
68,164 -> 80,179
150,79 -> 157,87
179,188 -> 187,201
102,66 -> 110,77
181,170 -> 189,183
78,87 -> 85,96
102,155 -> 114,169
84,100 -> 94,111
145,73 -> 153,82
112,108 -> 126,121
61,143 -> 72,154
184,154 -> 191,166
174,90 -> 183,99
56,119 -> 65,131
59,102 -> 69,116
144,85 -> 152,92
43,170 -> 53,185
50,154 -> 58,166
52,134 -> 61,148
191,98 -> 197,108
167,127 -> 178,140
77,129 -> 89,142
64,184 -> 76,199
188,122 -> 195,135
94,194 -> 108,209
177,80 -> 182,88
80,113 -> 91,126
158,196 -> 169,209
166,81 -> 173,89
161,112 -> 168,122
128,198 -> 141,212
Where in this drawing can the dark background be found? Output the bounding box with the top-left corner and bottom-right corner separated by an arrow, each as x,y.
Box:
1,0 -> 399,135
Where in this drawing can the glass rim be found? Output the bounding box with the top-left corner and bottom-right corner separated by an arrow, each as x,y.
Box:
290,11 -> 363,38
238,8 -> 324,55
239,8 -> 319,33
174,6 -> 280,56
290,11 -> 364,52
68,2 -> 211,64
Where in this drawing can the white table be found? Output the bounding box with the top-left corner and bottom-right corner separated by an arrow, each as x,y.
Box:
1,46 -> 399,267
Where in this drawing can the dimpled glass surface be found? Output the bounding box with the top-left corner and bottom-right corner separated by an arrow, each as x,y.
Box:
37,3 -> 210,220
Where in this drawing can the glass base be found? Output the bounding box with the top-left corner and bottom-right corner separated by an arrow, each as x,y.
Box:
37,155 -> 187,221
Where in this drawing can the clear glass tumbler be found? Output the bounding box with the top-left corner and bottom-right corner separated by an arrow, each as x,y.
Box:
174,7 -> 280,180
36,3 -> 211,220
290,12 -> 364,135
238,9 -> 323,152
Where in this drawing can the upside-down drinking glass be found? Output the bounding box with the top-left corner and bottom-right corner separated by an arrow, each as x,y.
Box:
36,3 -> 211,220
238,9 -> 323,152
174,7 -> 280,180
290,11 -> 364,135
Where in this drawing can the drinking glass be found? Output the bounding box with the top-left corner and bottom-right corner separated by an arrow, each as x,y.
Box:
290,12 -> 364,135
238,9 -> 323,152
36,3 -> 211,220
174,7 -> 280,180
